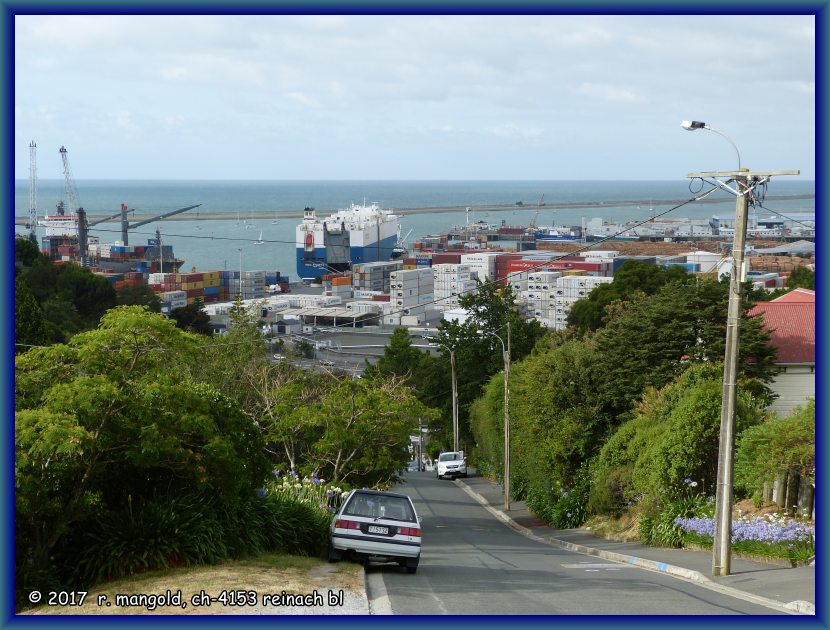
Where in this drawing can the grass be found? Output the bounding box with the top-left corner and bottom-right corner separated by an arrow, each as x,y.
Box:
20,553 -> 365,616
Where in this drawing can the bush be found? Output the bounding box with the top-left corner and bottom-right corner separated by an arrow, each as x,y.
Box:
525,463 -> 591,529
735,400 -> 815,496
637,481 -> 713,548
590,364 -> 764,516
76,494 -> 227,585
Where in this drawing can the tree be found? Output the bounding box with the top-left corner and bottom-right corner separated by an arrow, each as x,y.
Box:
567,260 -> 693,332
170,302 -> 213,335
307,375 -> 438,486
592,277 -> 776,421
785,266 -> 814,291
588,363 -> 766,514
14,276 -> 51,352
15,306 -> 268,577
116,284 -> 162,312
15,236 -> 41,270
734,399 -> 815,496
429,279 -> 547,450
21,258 -> 117,338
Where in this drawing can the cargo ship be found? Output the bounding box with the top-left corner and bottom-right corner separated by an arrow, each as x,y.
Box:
296,201 -> 402,280
38,203 -> 183,273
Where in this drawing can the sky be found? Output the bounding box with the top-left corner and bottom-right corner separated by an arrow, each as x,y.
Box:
13,13 -> 816,181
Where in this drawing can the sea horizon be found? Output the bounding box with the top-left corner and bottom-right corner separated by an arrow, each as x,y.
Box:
14,178 -> 815,280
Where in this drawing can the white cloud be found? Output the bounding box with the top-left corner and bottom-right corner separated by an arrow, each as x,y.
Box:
287,92 -> 320,108
12,14 -> 815,179
576,82 -> 645,104
489,123 -> 544,140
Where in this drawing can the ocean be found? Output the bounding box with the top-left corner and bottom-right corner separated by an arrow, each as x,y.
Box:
14,179 -> 816,279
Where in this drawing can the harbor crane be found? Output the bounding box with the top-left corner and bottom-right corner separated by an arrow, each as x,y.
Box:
86,202 -> 202,246
59,146 -> 82,216
528,194 -> 544,232
27,141 -> 37,237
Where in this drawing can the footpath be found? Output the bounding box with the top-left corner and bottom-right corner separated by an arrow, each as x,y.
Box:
457,474 -> 816,616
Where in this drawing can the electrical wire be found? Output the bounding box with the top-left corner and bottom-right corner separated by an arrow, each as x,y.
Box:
14,184 -> 724,354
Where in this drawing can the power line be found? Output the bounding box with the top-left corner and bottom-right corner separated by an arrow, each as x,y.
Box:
17,185 -> 723,355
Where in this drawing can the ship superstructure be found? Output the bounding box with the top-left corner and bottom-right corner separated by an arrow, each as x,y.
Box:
296,201 -> 401,280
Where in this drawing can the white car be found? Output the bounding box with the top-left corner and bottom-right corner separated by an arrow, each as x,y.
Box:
436,451 -> 467,480
329,489 -> 422,573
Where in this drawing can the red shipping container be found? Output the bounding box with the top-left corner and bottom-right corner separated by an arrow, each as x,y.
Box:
432,253 -> 463,264
372,295 -> 391,302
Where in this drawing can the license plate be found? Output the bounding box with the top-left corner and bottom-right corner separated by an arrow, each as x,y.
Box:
368,525 -> 389,535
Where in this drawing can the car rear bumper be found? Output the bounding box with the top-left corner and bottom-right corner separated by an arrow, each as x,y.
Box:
331,534 -> 420,559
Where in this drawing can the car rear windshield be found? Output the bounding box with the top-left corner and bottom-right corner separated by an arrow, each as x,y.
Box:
343,493 -> 416,522
439,453 -> 462,462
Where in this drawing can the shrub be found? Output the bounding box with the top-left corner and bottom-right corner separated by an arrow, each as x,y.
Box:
76,494 -> 227,585
525,463 -> 591,529
735,400 -> 815,496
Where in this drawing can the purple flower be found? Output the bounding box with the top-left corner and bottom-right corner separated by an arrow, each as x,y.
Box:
255,488 -> 267,498
272,469 -> 281,477
326,490 -> 334,498
289,469 -> 298,479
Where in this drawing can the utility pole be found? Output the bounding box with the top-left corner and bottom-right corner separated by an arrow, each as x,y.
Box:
686,168 -> 798,577
450,348 -> 459,453
504,321 -> 511,512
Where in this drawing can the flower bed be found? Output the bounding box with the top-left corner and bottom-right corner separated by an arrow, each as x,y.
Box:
674,513 -> 815,565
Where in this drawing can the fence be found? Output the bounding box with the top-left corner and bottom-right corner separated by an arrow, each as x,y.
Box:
762,469 -> 814,520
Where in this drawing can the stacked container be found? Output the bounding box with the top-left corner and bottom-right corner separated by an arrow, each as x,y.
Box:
390,267 -> 434,316
432,263 -> 477,311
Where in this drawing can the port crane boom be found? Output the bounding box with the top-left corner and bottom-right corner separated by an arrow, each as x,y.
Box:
59,146 -> 82,216
87,203 -> 202,245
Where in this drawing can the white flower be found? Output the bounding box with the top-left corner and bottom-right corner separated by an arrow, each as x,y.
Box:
690,481 -> 698,487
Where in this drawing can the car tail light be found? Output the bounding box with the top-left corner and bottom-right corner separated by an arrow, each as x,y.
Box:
397,527 -> 422,537
334,519 -> 361,530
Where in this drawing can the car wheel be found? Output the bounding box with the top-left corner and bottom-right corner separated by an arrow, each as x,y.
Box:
327,544 -> 342,563
436,473 -> 442,480
405,558 -> 419,574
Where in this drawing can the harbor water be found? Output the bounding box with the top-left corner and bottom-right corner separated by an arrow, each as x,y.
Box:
14,179 -> 815,279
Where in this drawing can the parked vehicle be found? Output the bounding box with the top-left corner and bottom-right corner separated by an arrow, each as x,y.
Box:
328,489 -> 422,573
436,451 -> 467,479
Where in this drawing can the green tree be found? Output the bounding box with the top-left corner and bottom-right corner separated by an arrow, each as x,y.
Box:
307,375 -> 438,486
785,266 -> 814,291
589,363 -> 765,514
14,276 -> 51,352
170,302 -> 213,335
116,284 -> 162,312
567,260 -> 693,332
15,236 -> 41,270
735,399 -> 815,495
21,258 -> 117,337
15,306 -> 268,577
592,278 -> 776,420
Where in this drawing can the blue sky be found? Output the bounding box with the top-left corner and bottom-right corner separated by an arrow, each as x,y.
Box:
13,14 -> 815,181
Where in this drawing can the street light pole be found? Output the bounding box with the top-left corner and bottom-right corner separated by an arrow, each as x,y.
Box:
481,322 -> 511,512
681,120 -> 798,576
427,338 -> 459,453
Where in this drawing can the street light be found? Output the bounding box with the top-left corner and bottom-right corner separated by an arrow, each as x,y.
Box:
682,118 -> 746,577
681,120 -> 742,171
479,323 -> 511,512
427,338 -> 459,453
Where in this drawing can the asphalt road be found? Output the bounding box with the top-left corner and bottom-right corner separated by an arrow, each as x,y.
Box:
367,471 -> 786,616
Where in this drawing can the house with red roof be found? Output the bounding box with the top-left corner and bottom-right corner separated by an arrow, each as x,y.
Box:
748,288 -> 815,416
